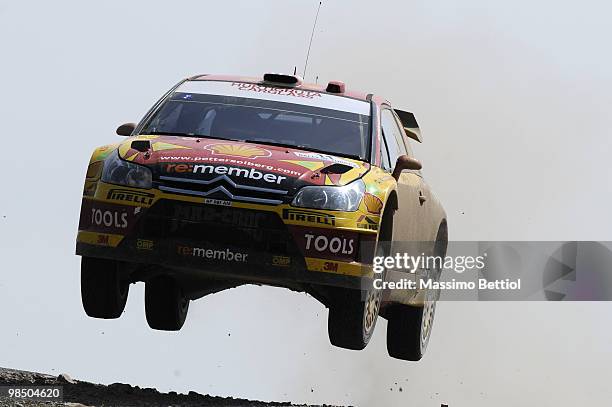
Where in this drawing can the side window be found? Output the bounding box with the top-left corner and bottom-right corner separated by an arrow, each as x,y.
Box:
390,113 -> 422,171
379,134 -> 391,171
381,108 -> 406,167
391,112 -> 415,158
403,137 -> 414,158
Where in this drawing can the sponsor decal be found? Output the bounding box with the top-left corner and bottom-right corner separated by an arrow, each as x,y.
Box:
204,143 -> 271,159
77,231 -> 124,248
293,152 -> 358,168
357,215 -> 378,231
231,82 -> 323,99
171,206 -> 267,229
203,198 -> 232,207
304,258 -> 367,277
282,208 -> 336,226
107,189 -> 155,205
323,261 -> 339,272
159,156 -> 303,177
136,239 -> 154,251
363,193 -> 383,214
97,234 -> 110,246
165,163 -> 287,184
272,255 -> 291,267
290,226 -> 359,261
304,233 -> 355,256
177,245 -> 248,263
79,199 -> 143,235
91,209 -> 128,229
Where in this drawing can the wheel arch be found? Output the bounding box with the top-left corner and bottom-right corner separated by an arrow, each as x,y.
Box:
378,188 -> 398,241
435,218 -> 449,257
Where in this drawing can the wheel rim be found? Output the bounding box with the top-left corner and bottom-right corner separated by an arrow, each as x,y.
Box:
365,237 -> 389,335
363,288 -> 381,334
420,247 -> 442,352
420,293 -> 437,351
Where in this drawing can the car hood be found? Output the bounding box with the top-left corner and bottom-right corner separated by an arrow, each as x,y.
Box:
117,135 -> 369,197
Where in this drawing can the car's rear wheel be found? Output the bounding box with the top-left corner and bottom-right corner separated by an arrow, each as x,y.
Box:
145,276 -> 189,331
386,223 -> 446,361
81,257 -> 129,319
386,291 -> 437,361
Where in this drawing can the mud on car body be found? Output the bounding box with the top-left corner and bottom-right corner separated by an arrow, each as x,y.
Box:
77,73 -> 447,361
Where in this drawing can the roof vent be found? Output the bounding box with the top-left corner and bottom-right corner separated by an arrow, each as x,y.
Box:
326,80 -> 346,93
263,73 -> 303,86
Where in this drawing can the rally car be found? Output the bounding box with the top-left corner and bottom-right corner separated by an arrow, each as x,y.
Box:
77,73 -> 447,361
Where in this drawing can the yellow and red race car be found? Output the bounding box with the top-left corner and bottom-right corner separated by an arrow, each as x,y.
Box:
77,73 -> 447,361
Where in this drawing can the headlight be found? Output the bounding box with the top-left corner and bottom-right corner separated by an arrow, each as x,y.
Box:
292,179 -> 365,211
101,151 -> 152,189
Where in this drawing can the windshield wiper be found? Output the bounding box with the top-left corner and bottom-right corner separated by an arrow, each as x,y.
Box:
143,131 -> 240,142
142,132 -> 364,161
241,140 -> 364,162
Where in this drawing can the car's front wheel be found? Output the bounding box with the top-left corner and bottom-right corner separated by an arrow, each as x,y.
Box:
81,257 -> 129,319
327,286 -> 381,350
145,276 -> 189,331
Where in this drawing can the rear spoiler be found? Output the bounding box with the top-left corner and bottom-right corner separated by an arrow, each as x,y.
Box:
394,109 -> 422,143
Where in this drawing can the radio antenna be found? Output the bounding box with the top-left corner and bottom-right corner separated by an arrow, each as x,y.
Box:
303,1 -> 322,80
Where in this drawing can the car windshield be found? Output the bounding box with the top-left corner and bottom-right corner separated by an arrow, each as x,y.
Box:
140,81 -> 371,160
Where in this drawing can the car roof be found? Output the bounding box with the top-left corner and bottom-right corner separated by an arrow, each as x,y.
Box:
187,74 -> 378,104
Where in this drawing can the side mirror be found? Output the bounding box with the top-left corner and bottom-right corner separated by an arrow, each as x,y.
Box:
116,123 -> 136,136
392,155 -> 422,180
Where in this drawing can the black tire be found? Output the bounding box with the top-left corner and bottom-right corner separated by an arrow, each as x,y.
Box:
81,257 -> 129,319
386,301 -> 436,361
145,276 -> 189,331
327,205 -> 394,350
328,286 -> 381,350
386,223 -> 446,361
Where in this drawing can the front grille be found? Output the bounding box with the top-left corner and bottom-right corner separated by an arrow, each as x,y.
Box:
155,175 -> 290,205
138,200 -> 299,255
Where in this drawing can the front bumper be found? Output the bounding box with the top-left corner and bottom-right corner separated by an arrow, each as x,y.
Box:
76,192 -> 376,290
